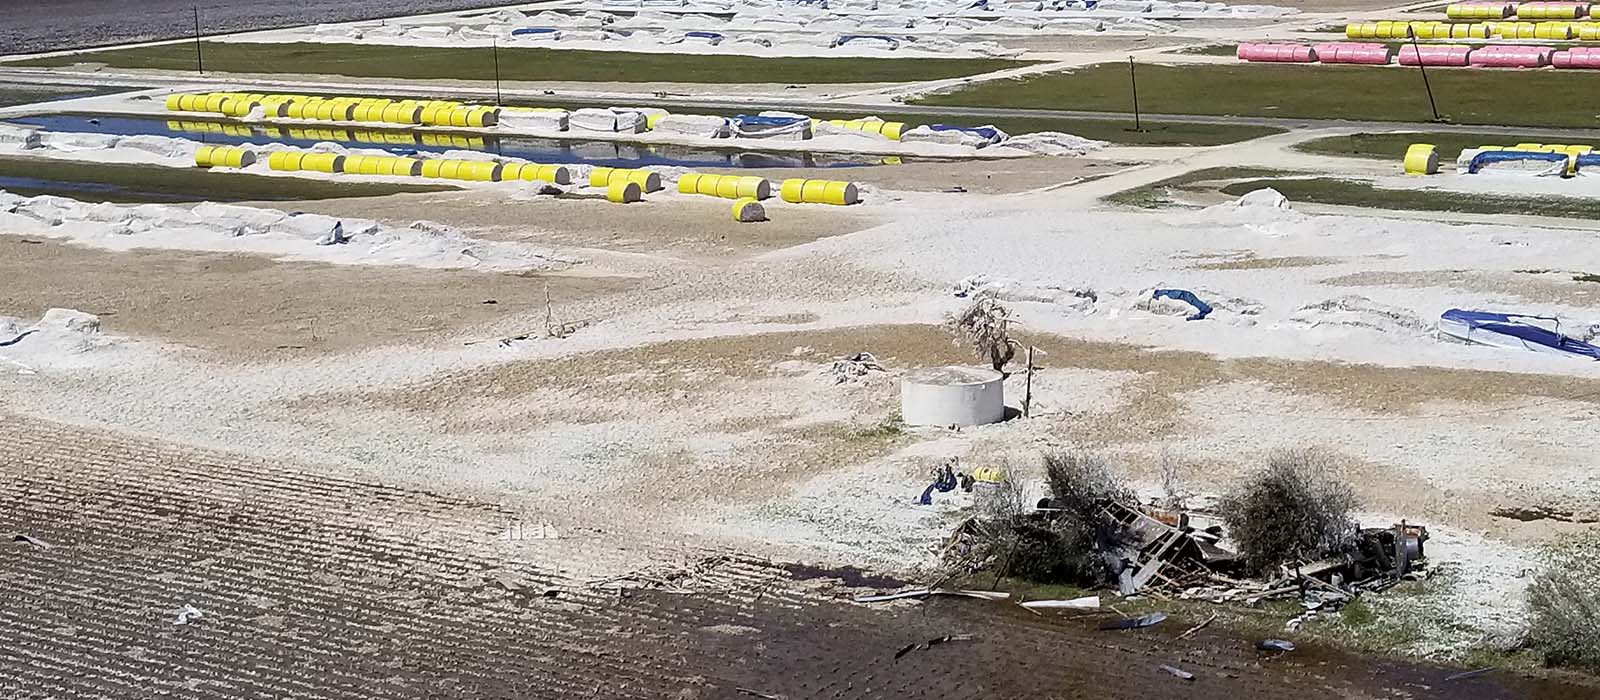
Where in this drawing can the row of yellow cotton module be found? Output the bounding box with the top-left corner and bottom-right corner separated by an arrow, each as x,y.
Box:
266,152 -> 571,184
1447,3 -> 1590,20
1347,19 -> 1600,39
166,120 -> 484,148
165,92 -> 501,128
1480,142 -> 1595,155
811,118 -> 907,141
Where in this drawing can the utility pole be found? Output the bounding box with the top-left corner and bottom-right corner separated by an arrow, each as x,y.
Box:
491,39 -> 503,106
193,6 -> 204,75
1127,56 -> 1142,132
1407,31 -> 1441,122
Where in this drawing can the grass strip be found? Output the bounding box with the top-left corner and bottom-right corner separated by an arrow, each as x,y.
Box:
914,62 -> 1600,128
0,155 -> 456,204
1219,176 -> 1600,219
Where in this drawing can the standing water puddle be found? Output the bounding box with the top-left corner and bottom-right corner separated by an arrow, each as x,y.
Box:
12,114 -> 909,169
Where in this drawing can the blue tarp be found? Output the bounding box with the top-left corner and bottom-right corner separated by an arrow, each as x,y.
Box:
1440,309 -> 1600,360
1576,153 -> 1600,171
510,27 -> 559,35
928,124 -> 1003,141
1153,289 -> 1212,321
1466,150 -> 1567,174
734,114 -> 807,127
685,31 -> 724,39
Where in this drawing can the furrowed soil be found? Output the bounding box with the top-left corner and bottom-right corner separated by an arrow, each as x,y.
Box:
1,412 -> 1591,700
0,0 -> 521,55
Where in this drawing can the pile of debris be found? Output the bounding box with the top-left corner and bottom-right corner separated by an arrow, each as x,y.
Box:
948,498 -> 1429,627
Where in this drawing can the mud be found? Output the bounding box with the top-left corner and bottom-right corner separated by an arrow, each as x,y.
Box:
2,412 -> 1593,700
1,0 -> 520,55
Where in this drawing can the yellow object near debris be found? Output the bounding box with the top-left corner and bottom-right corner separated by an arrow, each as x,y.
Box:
1403,143 -> 1439,176
970,466 -> 1006,483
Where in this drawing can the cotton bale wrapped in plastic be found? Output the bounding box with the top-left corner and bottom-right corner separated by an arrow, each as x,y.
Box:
589,166 -> 662,192
606,179 -> 643,203
731,197 -> 766,222
1403,143 -> 1440,175
779,178 -> 861,205
194,145 -> 255,168
505,163 -> 571,185
299,152 -> 345,173
267,151 -> 304,171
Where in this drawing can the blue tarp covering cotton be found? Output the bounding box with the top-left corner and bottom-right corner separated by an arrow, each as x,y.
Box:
1439,309 -> 1600,360
734,115 -> 807,127
1153,289 -> 1213,321
928,124 -> 1004,141
1466,150 -> 1567,174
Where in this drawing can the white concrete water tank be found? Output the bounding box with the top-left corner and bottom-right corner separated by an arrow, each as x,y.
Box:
900,366 -> 1005,427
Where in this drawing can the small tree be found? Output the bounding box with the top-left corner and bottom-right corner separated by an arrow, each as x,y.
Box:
1220,450 -> 1359,576
1527,537 -> 1600,672
946,290 -> 1016,372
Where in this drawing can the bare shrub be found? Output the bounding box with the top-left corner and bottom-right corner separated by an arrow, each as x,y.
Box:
1008,450 -> 1135,586
945,290 -> 1016,372
1220,450 -> 1359,576
944,451 -> 1134,586
1156,450 -> 1193,511
1527,538 -> 1600,672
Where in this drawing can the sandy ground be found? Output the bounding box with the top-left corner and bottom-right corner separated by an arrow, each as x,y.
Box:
740,156 -> 1124,195
250,189 -> 889,260
0,236 -> 635,357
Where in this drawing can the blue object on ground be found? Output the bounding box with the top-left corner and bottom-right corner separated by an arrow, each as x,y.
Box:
1153,289 -> 1213,321
1439,309 -> 1600,360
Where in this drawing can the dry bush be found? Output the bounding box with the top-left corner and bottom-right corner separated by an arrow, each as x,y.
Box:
1220,450 -> 1359,576
1527,538 -> 1600,672
945,450 -> 1135,587
1156,450 -> 1193,511
945,290 -> 1016,372
979,447 -> 1132,584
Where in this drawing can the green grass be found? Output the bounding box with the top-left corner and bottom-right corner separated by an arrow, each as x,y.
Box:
1295,132 -> 1582,161
965,572 -> 1548,676
0,82 -> 137,108
1103,166 -> 1286,207
1218,176 -> 1600,218
0,156 -> 456,204
914,62 -> 1600,128
14,41 -> 1032,85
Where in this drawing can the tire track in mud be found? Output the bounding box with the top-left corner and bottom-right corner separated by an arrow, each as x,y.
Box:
0,413 -> 1590,699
